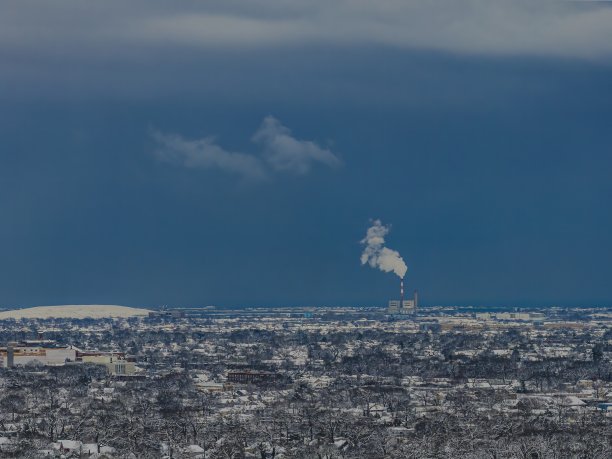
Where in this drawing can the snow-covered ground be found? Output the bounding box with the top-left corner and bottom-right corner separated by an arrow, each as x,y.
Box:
0,305 -> 151,319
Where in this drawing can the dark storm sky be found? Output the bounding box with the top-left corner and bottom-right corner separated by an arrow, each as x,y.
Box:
1,1 -> 612,308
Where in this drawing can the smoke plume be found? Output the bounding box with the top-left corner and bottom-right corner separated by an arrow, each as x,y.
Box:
360,220 -> 407,279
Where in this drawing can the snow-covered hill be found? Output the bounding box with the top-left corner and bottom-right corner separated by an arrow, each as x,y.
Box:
0,305 -> 151,319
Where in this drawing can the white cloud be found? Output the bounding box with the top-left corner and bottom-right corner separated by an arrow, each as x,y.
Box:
152,131 -> 267,180
253,116 -> 341,174
152,117 -> 340,178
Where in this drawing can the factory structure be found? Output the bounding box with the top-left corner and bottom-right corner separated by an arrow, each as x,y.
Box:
388,278 -> 418,315
0,340 -> 136,375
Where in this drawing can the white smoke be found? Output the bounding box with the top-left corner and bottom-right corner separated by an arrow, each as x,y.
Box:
360,219 -> 407,279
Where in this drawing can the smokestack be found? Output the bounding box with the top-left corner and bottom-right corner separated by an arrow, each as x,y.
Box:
400,278 -> 404,307
414,290 -> 418,311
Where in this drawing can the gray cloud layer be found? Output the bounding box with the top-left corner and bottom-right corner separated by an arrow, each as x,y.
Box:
153,117 -> 341,179
3,1 -> 612,59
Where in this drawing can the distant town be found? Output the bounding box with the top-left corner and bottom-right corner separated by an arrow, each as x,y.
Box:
0,303 -> 610,457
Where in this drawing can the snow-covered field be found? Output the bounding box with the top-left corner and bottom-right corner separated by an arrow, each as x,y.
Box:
0,305 -> 151,319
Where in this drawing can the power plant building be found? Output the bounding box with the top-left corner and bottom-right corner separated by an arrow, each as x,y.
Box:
388,290 -> 418,315
388,277 -> 418,315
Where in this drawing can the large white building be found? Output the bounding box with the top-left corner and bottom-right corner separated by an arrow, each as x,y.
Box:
79,353 -> 136,375
0,341 -> 135,375
0,341 -> 77,367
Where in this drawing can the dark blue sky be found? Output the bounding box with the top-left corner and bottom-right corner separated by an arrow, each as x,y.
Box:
1,2 -> 612,308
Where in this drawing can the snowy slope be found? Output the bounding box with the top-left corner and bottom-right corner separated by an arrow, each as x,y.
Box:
0,305 -> 151,319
